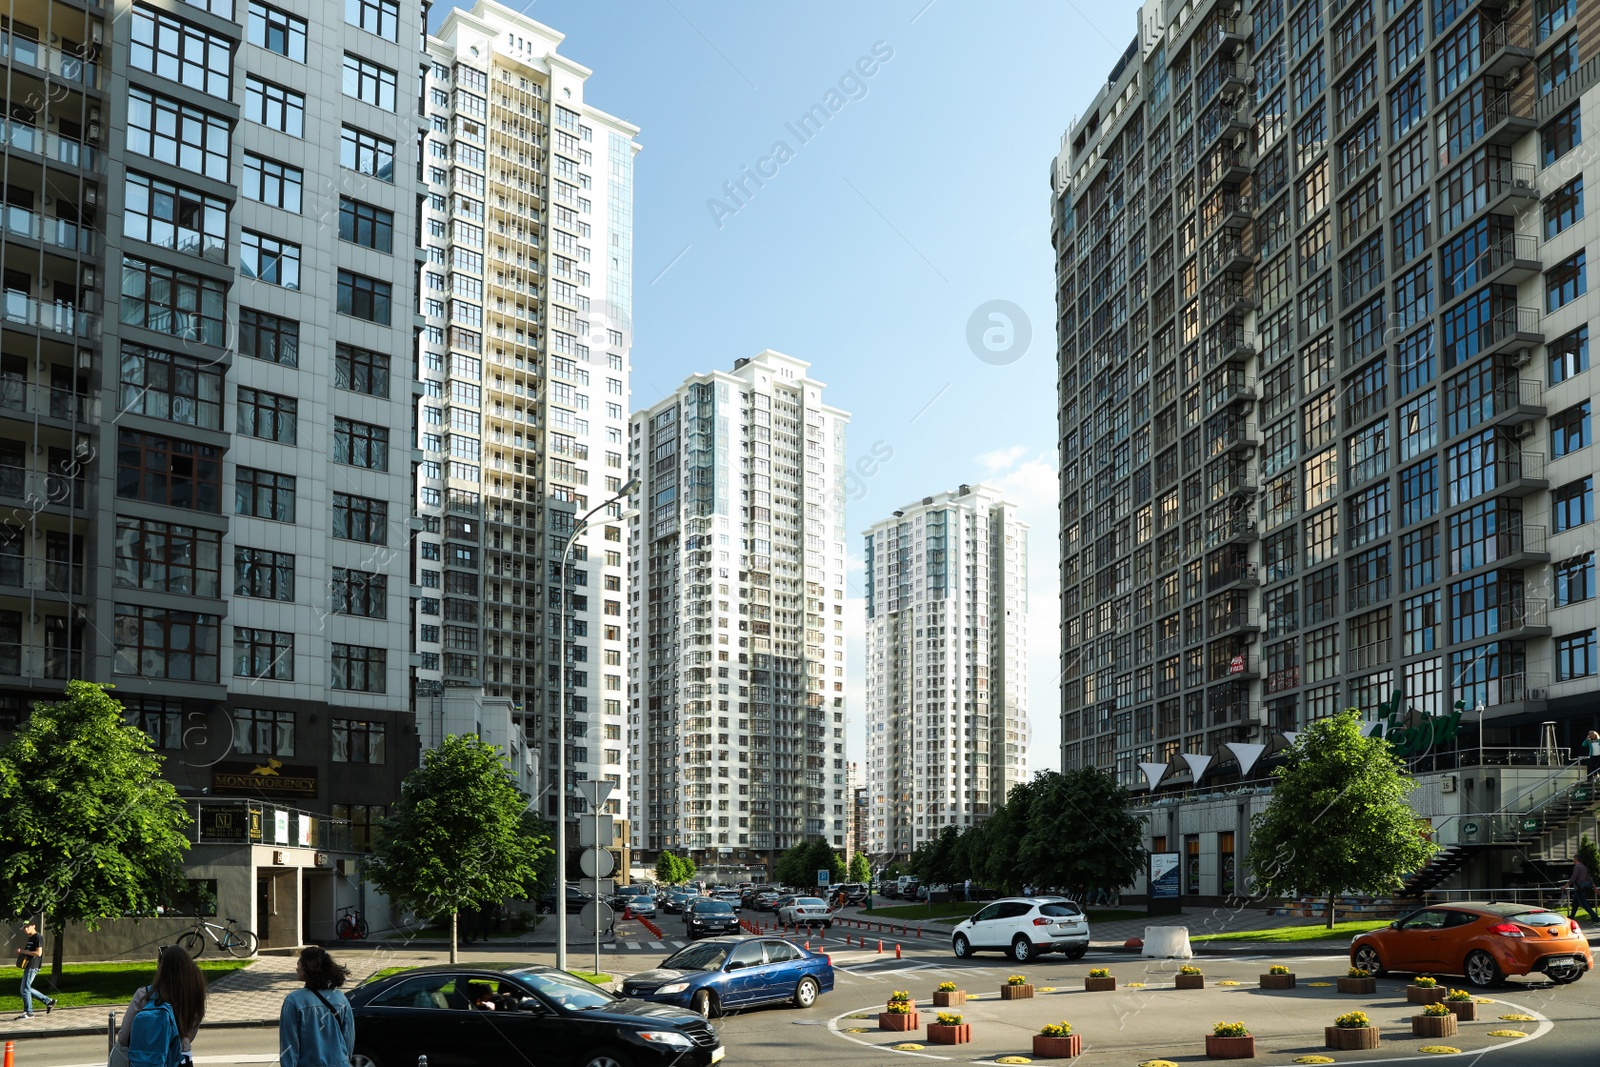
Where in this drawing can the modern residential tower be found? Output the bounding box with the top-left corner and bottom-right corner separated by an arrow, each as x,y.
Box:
863,485 -> 1029,861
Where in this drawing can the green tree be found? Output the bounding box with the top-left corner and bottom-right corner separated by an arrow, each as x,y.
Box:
979,777 -> 1042,892
848,852 -> 872,884
655,850 -> 682,885
672,852 -> 698,885
912,825 -> 961,886
0,682 -> 193,978
1578,834 -> 1600,889
1019,768 -> 1148,897
367,735 -> 550,961
1248,711 -> 1437,927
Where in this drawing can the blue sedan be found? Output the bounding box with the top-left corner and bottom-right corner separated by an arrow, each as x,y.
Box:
620,936 -> 833,1018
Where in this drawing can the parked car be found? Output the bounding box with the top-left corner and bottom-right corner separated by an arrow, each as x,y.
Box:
537,885 -> 594,915
712,889 -> 742,909
685,900 -> 742,939
662,892 -> 696,915
348,964 -> 723,1067
950,897 -> 1090,962
628,896 -> 658,919
754,891 -> 780,911
620,936 -> 834,1019
1350,902 -> 1591,987
778,896 -> 832,928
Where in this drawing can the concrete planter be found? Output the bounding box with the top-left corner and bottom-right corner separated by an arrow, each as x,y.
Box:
1032,1034 -> 1082,1058
1259,973 -> 1296,989
879,1011 -> 919,1031
1337,977 -> 1377,994
1407,985 -> 1446,1005
926,1023 -> 972,1045
1000,984 -> 1035,999
1324,1025 -> 1381,1050
1445,1000 -> 1478,1020
1085,976 -> 1117,992
1412,1013 -> 1458,1038
1205,1034 -> 1256,1058
1176,974 -> 1206,990
932,990 -> 965,1007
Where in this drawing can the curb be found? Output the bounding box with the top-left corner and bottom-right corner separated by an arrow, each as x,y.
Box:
0,1018 -> 279,1042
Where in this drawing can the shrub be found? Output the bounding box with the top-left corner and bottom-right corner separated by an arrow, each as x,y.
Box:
1268,965 -> 1291,975
1335,1011 -> 1371,1029
888,990 -> 912,1004
935,1012 -> 963,1026
1347,967 -> 1370,978
1007,974 -> 1028,985
1179,965 -> 1204,976
936,981 -> 958,992
1446,988 -> 1473,1001
1039,1021 -> 1073,1037
1212,1021 -> 1249,1037
1422,1002 -> 1451,1016
1412,976 -> 1438,987
1088,968 -> 1111,978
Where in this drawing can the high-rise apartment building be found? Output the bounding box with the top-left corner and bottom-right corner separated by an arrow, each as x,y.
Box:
629,351 -> 851,871
1052,0 -> 1600,784
864,485 -> 1029,859
419,4 -> 640,837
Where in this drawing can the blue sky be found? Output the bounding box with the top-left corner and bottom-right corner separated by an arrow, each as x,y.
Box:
436,0 -> 1145,771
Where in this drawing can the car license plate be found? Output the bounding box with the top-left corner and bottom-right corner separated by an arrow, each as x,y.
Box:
711,1047 -> 726,1063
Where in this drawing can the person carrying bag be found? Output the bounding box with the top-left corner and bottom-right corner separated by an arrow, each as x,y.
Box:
111,946 -> 206,1067
279,946 -> 354,1067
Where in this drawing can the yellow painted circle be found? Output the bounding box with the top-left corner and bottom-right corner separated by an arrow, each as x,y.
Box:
1487,1029 -> 1529,1038
1306,981 -> 1333,987
1293,1057 -> 1336,1064
1474,997 -> 1494,1004
892,1043 -> 925,1051
1139,1061 -> 1181,1067
1417,1046 -> 1462,1055
1039,986 -> 1057,992
1499,1014 -> 1536,1021
1127,982 -> 1147,988
843,1027 -> 866,1033
996,1058 -> 1032,1064
1218,980 -> 1241,986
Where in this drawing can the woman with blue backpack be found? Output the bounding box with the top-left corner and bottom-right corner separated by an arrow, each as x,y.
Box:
112,945 -> 206,1067
279,946 -> 354,1067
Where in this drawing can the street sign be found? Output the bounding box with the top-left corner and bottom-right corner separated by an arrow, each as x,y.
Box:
581,846 -> 616,879
579,814 -> 616,848
580,877 -> 614,900
579,900 -> 613,937
817,869 -> 830,886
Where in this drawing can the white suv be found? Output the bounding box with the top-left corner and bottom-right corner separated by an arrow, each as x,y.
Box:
950,897 -> 1090,962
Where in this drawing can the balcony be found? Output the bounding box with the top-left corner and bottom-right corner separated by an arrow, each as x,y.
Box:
1206,513 -> 1259,547
0,464 -> 86,510
1476,523 -> 1550,570
1478,19 -> 1535,79
1475,305 -> 1544,359
1349,640 -> 1392,671
1207,608 -> 1261,637
1485,449 -> 1548,499
1208,420 -> 1260,458
1483,91 -> 1537,146
0,556 -> 85,598
0,118 -> 99,170
1203,281 -> 1259,323
1207,16 -> 1249,55
0,291 -> 96,341
1494,596 -> 1551,637
1485,161 -> 1540,210
0,31 -> 100,90
1,205 -> 96,255
1209,561 -> 1261,591
0,375 -> 91,426
1473,232 -> 1542,288
1488,377 -> 1545,429
1210,652 -> 1260,680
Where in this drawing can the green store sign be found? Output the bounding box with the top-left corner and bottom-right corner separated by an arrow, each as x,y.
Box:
1370,689 -> 1464,758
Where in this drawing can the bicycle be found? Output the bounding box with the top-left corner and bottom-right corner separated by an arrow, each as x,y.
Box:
336,905 -> 369,941
176,917 -> 259,959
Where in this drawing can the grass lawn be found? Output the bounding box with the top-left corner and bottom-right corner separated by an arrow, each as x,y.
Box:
0,959 -> 253,1013
1193,919 -> 1392,943
571,972 -> 611,985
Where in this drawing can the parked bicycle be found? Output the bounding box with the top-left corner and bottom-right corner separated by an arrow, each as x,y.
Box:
336,905 -> 369,941
176,916 -> 259,959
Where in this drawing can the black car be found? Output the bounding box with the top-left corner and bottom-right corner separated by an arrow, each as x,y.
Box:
537,886 -> 594,915
348,964 -> 724,1067
685,901 -> 741,938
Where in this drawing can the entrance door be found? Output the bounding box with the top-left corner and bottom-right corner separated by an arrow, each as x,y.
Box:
256,875 -> 271,942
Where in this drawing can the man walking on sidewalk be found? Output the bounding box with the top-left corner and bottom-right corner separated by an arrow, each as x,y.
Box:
15,920 -> 57,1019
1566,857 -> 1600,924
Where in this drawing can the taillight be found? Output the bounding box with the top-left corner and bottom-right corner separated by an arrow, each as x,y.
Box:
1572,920 -> 1582,936
1033,917 -> 1051,926
825,954 -> 832,965
1488,922 -> 1525,938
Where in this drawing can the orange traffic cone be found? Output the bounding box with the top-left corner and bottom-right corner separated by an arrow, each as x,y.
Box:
895,942 -> 902,959
916,926 -> 922,938
4,1040 -> 13,1067
877,939 -> 883,953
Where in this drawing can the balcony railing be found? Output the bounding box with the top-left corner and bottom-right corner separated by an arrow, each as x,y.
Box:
0,31 -> 99,87
0,292 -> 97,339
0,120 -> 99,169
2,205 -> 95,254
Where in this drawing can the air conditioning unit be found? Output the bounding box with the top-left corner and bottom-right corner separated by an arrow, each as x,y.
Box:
1440,775 -> 1457,793
1513,349 -> 1533,367
1512,175 -> 1535,191
1506,66 -> 1523,88
1528,688 -> 1547,701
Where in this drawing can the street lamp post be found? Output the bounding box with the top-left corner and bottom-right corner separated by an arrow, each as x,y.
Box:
1476,700 -> 1486,769
555,478 -> 638,972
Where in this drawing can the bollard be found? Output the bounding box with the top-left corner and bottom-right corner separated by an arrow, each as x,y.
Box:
418,1057 -> 428,1067
4,1040 -> 14,1067
877,939 -> 883,953
916,926 -> 922,938
804,939 -> 810,951
896,942 -> 902,959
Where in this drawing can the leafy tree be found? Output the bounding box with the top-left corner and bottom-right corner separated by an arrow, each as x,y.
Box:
1578,834 -> 1600,889
979,777 -> 1042,892
654,850 -> 681,885
0,682 -> 193,977
1019,768 -> 1147,897
912,825 -> 962,886
773,843 -> 808,888
880,860 -> 908,881
848,852 -> 872,884
367,735 -> 550,961
774,840 -> 844,889
673,852 -> 698,885
1248,711 -> 1437,927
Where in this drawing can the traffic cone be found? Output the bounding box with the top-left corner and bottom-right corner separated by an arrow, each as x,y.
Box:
804,938 -> 811,951
896,942 -> 902,959
4,1040 -> 13,1067
916,926 -> 922,938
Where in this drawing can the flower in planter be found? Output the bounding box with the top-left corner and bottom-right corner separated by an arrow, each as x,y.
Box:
1334,1011 -> 1371,1029
1089,968 -> 1111,978
885,1001 -> 914,1015
1212,1021 -> 1249,1037
936,981 -> 958,992
1039,1021 -> 1073,1037
1007,974 -> 1028,986
1421,1002 -> 1451,1017
888,990 -> 912,1005
935,1012 -> 963,1026
1347,967 -> 1370,978
1412,976 -> 1438,987
1268,965 -> 1291,976
1445,987 -> 1473,1001
1179,965 -> 1203,976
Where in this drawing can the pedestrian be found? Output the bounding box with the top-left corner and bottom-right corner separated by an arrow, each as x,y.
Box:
279,946 -> 354,1067
113,944 -> 206,1066
1584,730 -> 1600,778
963,878 -> 971,902
14,920 -> 56,1019
1566,856 -> 1600,924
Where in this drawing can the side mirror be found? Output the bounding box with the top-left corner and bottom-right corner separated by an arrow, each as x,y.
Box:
726,961 -> 746,971
517,998 -> 545,1013
1389,921 -> 1399,929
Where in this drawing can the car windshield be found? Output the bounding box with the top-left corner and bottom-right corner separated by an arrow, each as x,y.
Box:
514,970 -> 616,1010
695,902 -> 734,914
794,897 -> 825,906
664,942 -> 731,971
1039,903 -> 1083,917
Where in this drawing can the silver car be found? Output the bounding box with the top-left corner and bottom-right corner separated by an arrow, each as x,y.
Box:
950,897 -> 1090,962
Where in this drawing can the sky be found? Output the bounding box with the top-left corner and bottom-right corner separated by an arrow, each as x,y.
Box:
435,0 -> 1147,772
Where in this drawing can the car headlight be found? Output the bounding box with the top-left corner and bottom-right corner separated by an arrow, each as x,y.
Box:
638,1031 -> 695,1049
692,918 -> 703,924
656,982 -> 689,994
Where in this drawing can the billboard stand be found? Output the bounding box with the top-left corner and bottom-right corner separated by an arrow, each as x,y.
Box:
1148,851 -> 1182,916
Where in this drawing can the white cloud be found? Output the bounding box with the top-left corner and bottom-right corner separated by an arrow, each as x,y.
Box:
976,444 -> 1029,472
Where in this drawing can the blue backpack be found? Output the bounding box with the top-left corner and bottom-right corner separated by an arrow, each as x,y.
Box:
127,987 -> 183,1067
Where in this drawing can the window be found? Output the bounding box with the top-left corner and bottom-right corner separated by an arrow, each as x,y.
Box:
332,568 -> 387,618
341,126 -> 395,182
1552,401 -> 1591,457
126,699 -> 183,750
331,803 -> 386,849
119,343 -> 222,429
237,387 -> 298,444
335,344 -> 390,397
233,708 -> 294,756
338,271 -> 392,324
1557,630 -> 1596,680
1556,553 -> 1594,606
234,546 -> 293,601
239,309 -> 299,367
333,493 -> 387,544
113,605 -> 219,681
234,627 -> 292,680
1554,477 -> 1593,531
1537,0 -> 1576,41
339,199 -> 394,252
114,518 -> 221,596
240,232 -> 301,289
123,174 -> 228,257
128,89 -> 230,180
243,154 -> 303,212
120,257 -> 226,346
345,0 -> 399,39
331,714 -> 387,755
1546,251 -> 1587,311
1400,458 -> 1438,526
245,76 -> 305,136
117,430 -> 221,512
235,467 -> 296,523
1402,523 -> 1439,590
342,55 -> 397,110
248,1 -> 306,60
1538,32 -> 1579,95
1542,103 -> 1581,168
1549,324 -> 1589,384
333,418 -> 389,470
131,6 -> 232,98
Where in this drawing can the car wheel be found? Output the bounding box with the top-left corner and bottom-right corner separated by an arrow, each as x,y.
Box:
1547,964 -> 1585,985
1011,936 -> 1033,963
952,934 -> 972,959
1464,950 -> 1504,988
691,989 -> 718,1019
1352,944 -> 1386,977
537,902 -> 554,915
793,976 -> 820,1008
580,1048 -> 635,1067
351,1053 -> 381,1067
1065,948 -> 1087,960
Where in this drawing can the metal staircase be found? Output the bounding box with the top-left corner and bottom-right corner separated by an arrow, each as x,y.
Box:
1399,844 -> 1479,896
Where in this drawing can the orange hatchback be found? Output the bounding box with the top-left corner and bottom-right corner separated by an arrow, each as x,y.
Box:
1351,902 -> 1592,987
